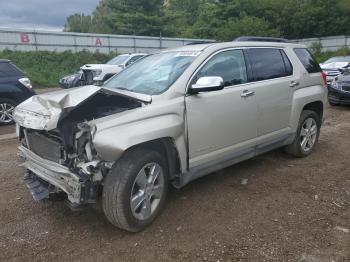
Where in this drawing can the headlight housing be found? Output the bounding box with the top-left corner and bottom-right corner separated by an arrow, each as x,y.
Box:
19,77 -> 32,89
331,78 -> 341,90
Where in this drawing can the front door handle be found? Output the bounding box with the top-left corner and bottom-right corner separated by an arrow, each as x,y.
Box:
241,90 -> 255,98
289,81 -> 300,88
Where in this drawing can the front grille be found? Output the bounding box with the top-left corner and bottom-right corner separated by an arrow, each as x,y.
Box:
26,131 -> 63,163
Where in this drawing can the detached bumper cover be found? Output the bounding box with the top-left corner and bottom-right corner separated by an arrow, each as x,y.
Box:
18,145 -> 82,204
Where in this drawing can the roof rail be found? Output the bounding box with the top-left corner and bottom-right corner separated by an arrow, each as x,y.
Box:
234,36 -> 289,43
185,41 -> 216,45
0,59 -> 10,63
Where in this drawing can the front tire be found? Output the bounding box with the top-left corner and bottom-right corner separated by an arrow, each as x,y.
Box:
102,148 -> 168,232
285,110 -> 320,157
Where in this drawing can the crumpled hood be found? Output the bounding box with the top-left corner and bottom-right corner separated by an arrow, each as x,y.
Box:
321,62 -> 349,70
13,85 -> 101,130
13,85 -> 152,131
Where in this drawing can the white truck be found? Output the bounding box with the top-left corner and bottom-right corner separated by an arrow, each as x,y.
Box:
81,53 -> 147,85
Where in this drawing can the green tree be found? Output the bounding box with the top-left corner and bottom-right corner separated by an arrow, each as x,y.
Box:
163,0 -> 202,37
64,0 -> 350,40
64,14 -> 93,33
93,0 -> 165,36
217,15 -> 280,41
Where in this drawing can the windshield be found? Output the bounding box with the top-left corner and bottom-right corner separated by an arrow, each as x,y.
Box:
103,51 -> 199,95
107,55 -> 129,65
323,57 -> 350,64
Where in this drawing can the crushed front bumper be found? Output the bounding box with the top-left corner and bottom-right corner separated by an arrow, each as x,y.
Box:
18,145 -> 83,204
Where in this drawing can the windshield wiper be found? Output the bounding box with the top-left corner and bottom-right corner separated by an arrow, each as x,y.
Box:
104,86 -> 132,92
102,86 -> 152,103
106,86 -> 140,94
115,87 -> 130,91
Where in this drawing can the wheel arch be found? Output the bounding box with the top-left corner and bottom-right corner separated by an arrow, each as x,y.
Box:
302,101 -> 324,122
117,137 -> 182,182
290,85 -> 326,131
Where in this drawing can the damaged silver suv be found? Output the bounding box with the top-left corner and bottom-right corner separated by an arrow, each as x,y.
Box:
14,41 -> 327,232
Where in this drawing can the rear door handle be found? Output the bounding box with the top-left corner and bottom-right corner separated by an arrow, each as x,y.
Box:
241,90 -> 255,98
289,81 -> 300,88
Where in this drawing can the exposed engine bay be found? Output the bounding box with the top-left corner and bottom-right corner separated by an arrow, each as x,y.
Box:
56,92 -> 141,167
16,90 -> 143,206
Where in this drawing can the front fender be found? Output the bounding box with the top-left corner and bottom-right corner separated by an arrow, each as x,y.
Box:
93,113 -> 185,163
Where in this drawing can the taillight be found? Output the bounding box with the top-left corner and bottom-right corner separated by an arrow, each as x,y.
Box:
321,71 -> 327,87
19,77 -> 32,89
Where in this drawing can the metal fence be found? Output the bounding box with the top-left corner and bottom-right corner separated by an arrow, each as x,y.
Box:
1,28 -> 349,54
292,35 -> 350,52
0,28 -> 213,54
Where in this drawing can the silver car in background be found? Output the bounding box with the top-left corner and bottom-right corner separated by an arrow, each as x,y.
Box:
320,56 -> 350,85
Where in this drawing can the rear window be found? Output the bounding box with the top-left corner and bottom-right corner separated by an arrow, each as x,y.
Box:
247,48 -> 293,81
294,48 -> 321,73
0,62 -> 24,77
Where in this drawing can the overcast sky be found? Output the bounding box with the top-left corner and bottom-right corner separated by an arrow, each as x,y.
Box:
0,0 -> 100,31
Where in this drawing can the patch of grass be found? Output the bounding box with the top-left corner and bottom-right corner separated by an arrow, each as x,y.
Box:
0,49 -> 117,88
314,47 -> 350,63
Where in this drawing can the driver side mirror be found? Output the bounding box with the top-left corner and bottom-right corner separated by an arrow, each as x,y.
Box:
190,76 -> 224,94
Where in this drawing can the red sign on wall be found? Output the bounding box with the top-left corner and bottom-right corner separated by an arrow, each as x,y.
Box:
95,38 -> 102,46
20,33 -> 30,43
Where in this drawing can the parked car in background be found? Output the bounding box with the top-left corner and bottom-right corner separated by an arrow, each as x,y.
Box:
328,68 -> 350,106
0,59 -> 35,125
80,53 -> 147,86
320,56 -> 350,85
14,41 -> 326,232
59,70 -> 84,89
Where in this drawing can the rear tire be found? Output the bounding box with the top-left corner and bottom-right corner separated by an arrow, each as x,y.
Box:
284,110 -> 320,158
328,101 -> 338,106
102,148 -> 168,232
0,98 -> 17,126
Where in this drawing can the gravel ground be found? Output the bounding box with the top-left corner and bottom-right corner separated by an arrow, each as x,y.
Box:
0,125 -> 15,136
0,105 -> 349,262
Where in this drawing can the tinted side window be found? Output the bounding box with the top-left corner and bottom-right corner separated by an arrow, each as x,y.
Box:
196,50 -> 248,87
294,48 -> 321,73
247,48 -> 292,81
0,63 -> 22,77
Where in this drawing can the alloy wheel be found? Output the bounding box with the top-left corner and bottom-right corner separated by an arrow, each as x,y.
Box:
0,103 -> 15,124
130,162 -> 165,221
300,117 -> 318,152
